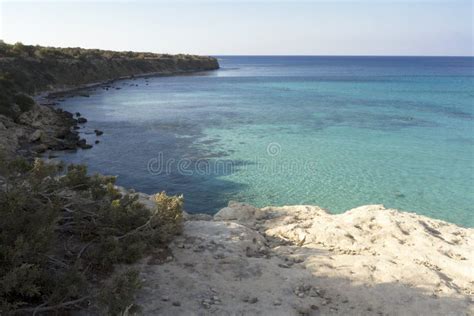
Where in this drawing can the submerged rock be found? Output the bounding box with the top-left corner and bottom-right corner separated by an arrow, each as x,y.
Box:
77,139 -> 92,149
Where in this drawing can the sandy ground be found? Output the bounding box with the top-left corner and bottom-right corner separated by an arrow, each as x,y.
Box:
132,199 -> 473,315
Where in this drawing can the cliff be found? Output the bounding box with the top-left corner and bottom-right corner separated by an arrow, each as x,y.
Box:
0,42 -> 219,95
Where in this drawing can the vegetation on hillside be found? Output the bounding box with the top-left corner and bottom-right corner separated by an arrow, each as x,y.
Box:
0,40 -> 180,60
0,73 -> 34,118
0,156 -> 183,314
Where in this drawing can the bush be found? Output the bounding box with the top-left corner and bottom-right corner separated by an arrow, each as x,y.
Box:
0,41 -> 169,61
0,74 -> 17,117
0,74 -> 35,118
99,269 -> 142,315
0,158 -> 183,314
14,93 -> 35,112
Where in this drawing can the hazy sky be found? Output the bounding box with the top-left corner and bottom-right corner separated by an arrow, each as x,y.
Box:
0,0 -> 472,56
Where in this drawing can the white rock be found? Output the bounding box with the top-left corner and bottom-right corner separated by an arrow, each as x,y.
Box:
29,129 -> 43,142
134,203 -> 474,316
214,201 -> 265,222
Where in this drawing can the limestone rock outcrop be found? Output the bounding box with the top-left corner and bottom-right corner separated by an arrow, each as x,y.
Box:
133,201 -> 473,315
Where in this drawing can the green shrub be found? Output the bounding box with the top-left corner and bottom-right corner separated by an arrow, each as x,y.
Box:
0,41 -> 173,61
99,269 -> 142,315
0,74 -> 17,117
14,93 -> 34,112
0,74 -> 35,118
151,192 -> 184,244
0,158 -> 59,311
0,158 -> 184,314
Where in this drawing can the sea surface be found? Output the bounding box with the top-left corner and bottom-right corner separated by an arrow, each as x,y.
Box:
54,56 -> 474,227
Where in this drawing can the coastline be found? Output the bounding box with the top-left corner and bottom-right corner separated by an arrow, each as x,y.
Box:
3,53 -> 471,230
35,67 -> 218,101
36,70 -> 473,229
1,60 -> 219,158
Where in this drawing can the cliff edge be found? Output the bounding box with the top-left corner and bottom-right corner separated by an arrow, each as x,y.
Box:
0,42 -> 219,95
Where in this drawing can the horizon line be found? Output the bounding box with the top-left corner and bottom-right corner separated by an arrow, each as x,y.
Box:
212,54 -> 474,58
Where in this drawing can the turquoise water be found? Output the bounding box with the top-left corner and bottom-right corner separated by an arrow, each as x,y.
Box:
55,56 -> 474,227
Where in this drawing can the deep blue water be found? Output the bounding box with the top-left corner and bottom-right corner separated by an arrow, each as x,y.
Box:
55,56 -> 474,227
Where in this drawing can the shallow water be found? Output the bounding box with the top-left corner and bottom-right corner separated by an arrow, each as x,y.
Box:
55,56 -> 474,227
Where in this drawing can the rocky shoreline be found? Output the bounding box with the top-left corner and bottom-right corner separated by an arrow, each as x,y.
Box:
0,43 -> 219,159
125,191 -> 474,315
0,104 -> 81,158
0,68 -> 220,159
37,67 -> 215,101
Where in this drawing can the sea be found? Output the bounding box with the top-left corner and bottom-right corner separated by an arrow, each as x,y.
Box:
54,56 -> 474,227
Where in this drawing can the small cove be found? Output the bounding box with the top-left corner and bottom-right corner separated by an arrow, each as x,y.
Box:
53,56 -> 474,227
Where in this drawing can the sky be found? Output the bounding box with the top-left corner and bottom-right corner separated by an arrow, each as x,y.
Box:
0,0 -> 472,56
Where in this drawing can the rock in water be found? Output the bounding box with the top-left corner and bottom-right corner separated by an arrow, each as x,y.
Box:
77,139 -> 92,149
